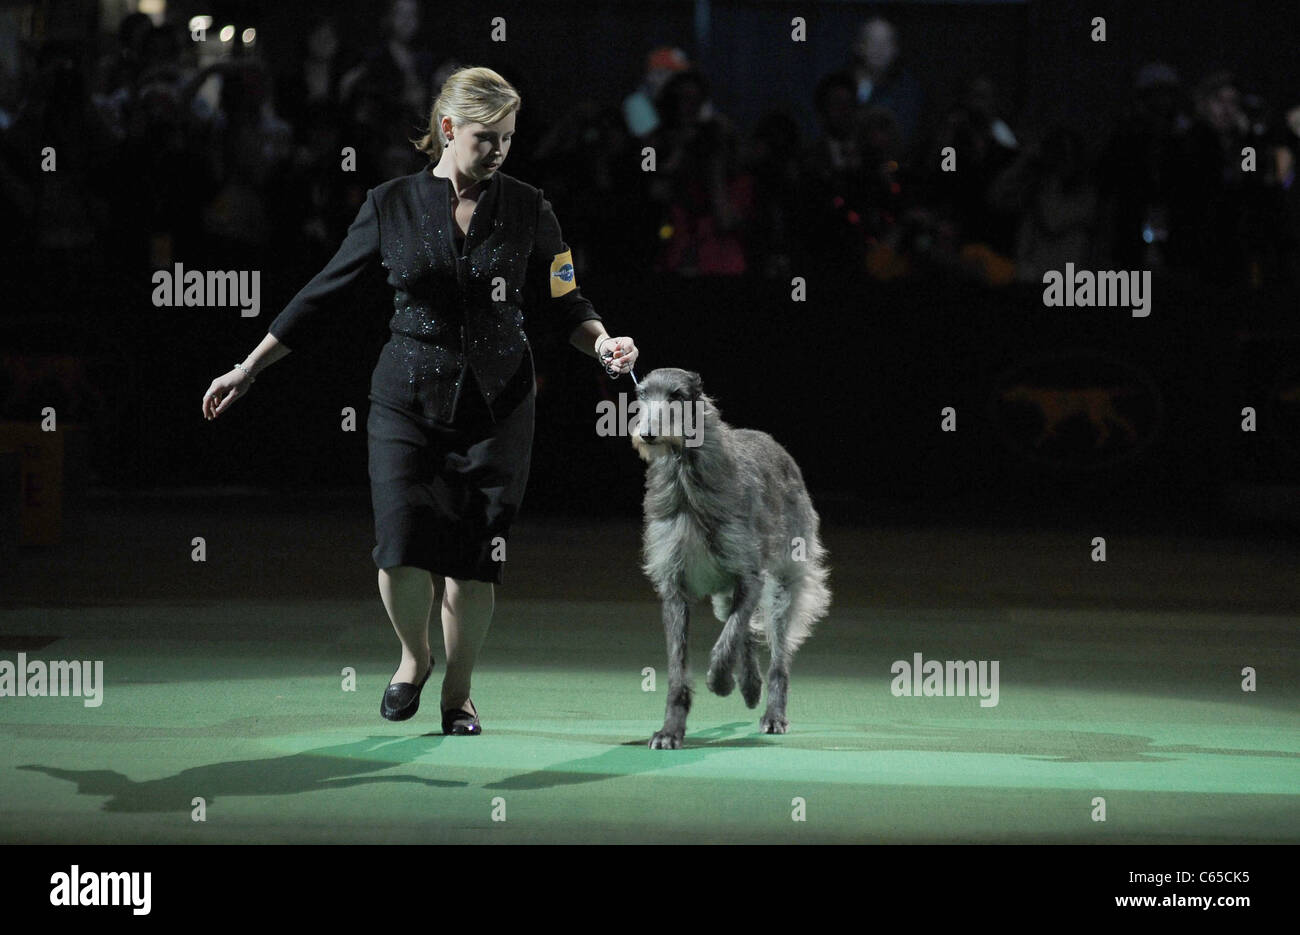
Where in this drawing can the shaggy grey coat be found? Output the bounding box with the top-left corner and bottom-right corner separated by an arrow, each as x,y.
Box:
631,368 -> 831,749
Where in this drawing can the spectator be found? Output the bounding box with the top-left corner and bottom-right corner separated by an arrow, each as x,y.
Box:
623,46 -> 690,139
847,17 -> 925,152
339,0 -> 432,134
1271,100 -> 1300,286
0,39 -> 123,308
274,15 -> 345,132
532,100 -> 645,275
647,69 -> 753,275
799,70 -> 873,272
1167,70 -> 1250,285
92,11 -> 154,142
1097,62 -> 1187,270
990,125 -> 1100,283
745,107 -> 803,278
931,74 -> 1020,257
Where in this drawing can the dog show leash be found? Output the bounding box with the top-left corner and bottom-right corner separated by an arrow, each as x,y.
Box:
600,339 -> 639,386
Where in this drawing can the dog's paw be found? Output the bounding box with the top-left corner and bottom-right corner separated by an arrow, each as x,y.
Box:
706,665 -> 734,697
759,712 -> 789,734
740,672 -> 762,708
649,729 -> 684,750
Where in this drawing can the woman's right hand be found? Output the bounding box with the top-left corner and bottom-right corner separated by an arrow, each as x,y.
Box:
202,368 -> 254,421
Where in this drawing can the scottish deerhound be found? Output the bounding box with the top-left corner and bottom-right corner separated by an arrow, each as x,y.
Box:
631,368 -> 831,749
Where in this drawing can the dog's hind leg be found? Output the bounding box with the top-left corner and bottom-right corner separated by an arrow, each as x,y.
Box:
738,628 -> 762,708
707,574 -> 761,697
650,593 -> 692,749
760,579 -> 795,734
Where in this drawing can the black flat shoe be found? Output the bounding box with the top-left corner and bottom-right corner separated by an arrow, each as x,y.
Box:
380,653 -> 435,721
441,698 -> 481,735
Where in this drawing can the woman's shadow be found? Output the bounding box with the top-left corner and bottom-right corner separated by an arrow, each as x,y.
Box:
18,734 -> 463,813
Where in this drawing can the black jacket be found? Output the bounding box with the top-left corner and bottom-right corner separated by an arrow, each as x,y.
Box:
268,166 -> 603,424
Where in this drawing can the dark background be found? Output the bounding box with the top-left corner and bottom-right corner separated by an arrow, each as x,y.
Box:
2,0 -> 1298,531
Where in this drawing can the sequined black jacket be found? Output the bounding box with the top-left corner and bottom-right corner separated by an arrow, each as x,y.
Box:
267,166 -> 603,424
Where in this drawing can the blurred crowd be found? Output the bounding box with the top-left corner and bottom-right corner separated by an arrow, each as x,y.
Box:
2,2 -> 1299,304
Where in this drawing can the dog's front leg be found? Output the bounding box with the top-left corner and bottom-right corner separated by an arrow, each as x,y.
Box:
650,592 -> 691,749
707,574 -> 761,697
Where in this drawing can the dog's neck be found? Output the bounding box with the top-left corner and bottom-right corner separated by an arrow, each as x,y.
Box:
644,406 -> 733,523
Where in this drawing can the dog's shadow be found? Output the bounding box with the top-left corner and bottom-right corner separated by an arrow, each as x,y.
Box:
485,721 -> 769,791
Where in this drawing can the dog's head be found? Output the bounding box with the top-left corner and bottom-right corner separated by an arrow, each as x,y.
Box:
630,368 -> 714,463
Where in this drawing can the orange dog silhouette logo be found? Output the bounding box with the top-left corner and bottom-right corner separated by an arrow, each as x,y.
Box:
990,353 -> 1161,470
998,385 -> 1139,448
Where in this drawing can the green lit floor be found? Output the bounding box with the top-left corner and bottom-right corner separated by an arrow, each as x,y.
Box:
1,500 -> 1297,843
1,601 -> 1296,844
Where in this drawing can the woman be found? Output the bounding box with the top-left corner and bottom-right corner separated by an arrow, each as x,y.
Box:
201,66 -> 638,735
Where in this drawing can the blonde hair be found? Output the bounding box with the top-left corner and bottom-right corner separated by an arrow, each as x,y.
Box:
413,66 -> 521,161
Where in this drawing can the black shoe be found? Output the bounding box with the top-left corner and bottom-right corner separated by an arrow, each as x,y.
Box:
380,653 -> 435,721
441,698 -> 481,736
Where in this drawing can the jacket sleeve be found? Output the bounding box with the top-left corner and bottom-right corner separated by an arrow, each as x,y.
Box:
267,188 -> 380,352
526,188 -> 603,346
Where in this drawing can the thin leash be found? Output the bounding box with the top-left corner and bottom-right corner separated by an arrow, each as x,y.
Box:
601,346 -> 639,386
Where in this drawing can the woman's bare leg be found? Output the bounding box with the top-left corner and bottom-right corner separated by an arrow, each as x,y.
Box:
378,566 -> 436,684
440,576 -> 494,714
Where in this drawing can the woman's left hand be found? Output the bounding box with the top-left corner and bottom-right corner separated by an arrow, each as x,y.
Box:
601,336 -> 639,376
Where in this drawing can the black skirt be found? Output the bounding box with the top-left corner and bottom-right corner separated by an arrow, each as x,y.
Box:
367,366 -> 535,583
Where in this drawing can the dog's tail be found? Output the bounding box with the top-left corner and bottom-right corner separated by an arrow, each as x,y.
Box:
769,548 -> 832,650
713,550 -> 831,652
778,551 -> 831,653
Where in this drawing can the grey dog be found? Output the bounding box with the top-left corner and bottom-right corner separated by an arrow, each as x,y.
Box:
630,368 -> 831,749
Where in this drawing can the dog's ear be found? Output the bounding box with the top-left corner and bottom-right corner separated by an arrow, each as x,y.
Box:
686,370 -> 703,397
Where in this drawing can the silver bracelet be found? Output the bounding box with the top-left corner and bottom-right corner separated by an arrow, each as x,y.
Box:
595,335 -> 615,357
233,362 -> 256,382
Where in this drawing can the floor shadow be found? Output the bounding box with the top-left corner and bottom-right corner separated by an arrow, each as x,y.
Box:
732,722 -> 1300,763
17,734 -> 463,813
485,720 -> 1300,793
486,721 -> 766,791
